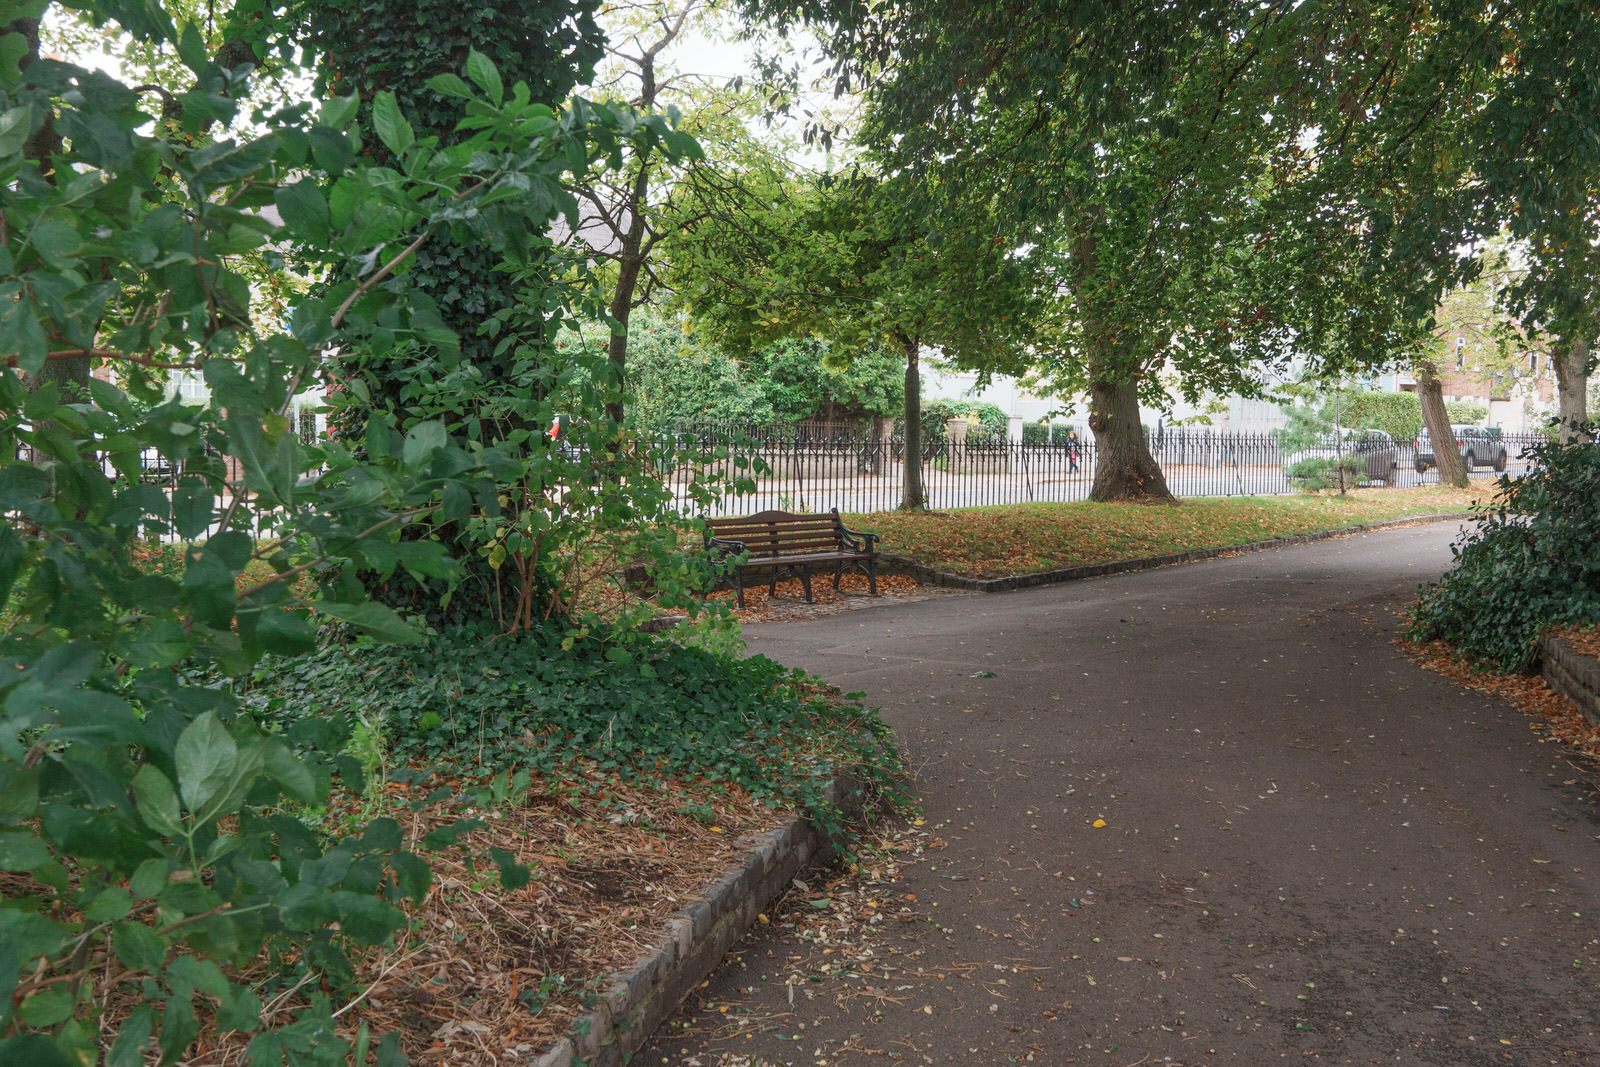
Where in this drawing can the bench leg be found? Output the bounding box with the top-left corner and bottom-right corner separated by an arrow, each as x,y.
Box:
799,564 -> 814,603
866,556 -> 878,596
733,567 -> 745,609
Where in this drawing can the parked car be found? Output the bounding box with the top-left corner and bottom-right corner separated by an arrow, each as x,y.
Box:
1282,428 -> 1399,487
1415,424 -> 1507,473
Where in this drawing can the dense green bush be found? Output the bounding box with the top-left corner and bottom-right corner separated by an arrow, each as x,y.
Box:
1408,423 -> 1600,670
1021,422 -> 1084,447
1318,392 -> 1492,444
624,319 -> 904,431
920,398 -> 1008,447
255,619 -> 904,820
1445,401 -> 1489,425
0,30 -> 713,1064
1324,390 -> 1423,441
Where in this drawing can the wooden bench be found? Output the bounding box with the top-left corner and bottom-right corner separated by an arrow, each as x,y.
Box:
706,508 -> 879,609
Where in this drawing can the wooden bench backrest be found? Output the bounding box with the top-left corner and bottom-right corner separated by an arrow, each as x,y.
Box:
706,510 -> 847,557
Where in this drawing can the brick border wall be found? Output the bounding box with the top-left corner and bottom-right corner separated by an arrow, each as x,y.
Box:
1539,635 -> 1600,728
533,777 -> 866,1067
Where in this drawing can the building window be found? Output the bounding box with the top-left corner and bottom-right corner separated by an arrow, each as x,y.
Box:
1455,336 -> 1465,370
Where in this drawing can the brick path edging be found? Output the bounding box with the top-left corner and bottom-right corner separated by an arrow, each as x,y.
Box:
532,777 -> 866,1067
879,512 -> 1470,593
1539,635 -> 1600,728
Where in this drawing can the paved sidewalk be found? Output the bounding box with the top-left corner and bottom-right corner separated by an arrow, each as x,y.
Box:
638,522 -> 1599,1066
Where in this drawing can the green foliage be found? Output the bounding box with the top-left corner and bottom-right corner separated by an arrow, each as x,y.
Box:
1325,391 -> 1424,442
919,398 -> 1008,447
620,313 -> 905,431
1315,391 -> 1489,444
625,314 -> 773,428
1408,424 -> 1600,671
1283,453 -> 1365,493
254,619 -> 904,820
1445,401 -> 1489,425
0,19 -> 719,1062
1278,401 -> 1361,493
748,338 -> 904,422
1020,422 -> 1082,447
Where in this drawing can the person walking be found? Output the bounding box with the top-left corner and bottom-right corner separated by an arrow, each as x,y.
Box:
1065,427 -> 1080,472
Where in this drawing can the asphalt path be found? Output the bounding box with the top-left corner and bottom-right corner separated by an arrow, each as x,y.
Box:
638,522 -> 1599,1066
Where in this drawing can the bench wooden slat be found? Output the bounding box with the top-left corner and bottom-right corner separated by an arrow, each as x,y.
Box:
704,507 -> 879,607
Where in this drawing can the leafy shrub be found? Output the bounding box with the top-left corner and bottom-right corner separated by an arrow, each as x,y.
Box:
920,399 -> 1009,447
1408,423 -> 1600,670
1020,422 -> 1084,447
0,32 -> 710,1066
254,619 -> 904,820
1322,390 -> 1423,442
1284,454 -> 1366,492
1445,400 -> 1489,425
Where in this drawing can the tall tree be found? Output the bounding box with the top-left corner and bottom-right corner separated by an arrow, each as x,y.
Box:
737,0 -> 1600,493
735,1 -> 1344,501
668,165 -> 1034,509
304,0 -> 606,388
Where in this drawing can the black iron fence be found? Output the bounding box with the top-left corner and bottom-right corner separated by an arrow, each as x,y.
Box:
8,424 -> 1553,543
661,422 -> 1550,516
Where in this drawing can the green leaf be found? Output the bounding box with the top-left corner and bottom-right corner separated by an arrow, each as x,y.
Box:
130,764 -> 184,837
361,818 -> 402,851
424,73 -> 474,100
273,180 -> 331,246
489,846 -> 530,891
313,600 -> 419,644
84,887 -> 134,922
112,927 -> 168,979
375,1031 -> 406,1067
0,525 -> 22,609
371,91 -> 414,157
106,1004 -> 155,1067
169,483 -> 214,543
175,711 -> 238,816
261,739 -> 319,804
0,829 -> 50,871
0,1036 -> 72,1067
130,858 -> 172,900
254,607 -> 316,656
401,420 -> 447,470
18,988 -> 74,1027
329,891 -> 406,945
186,136 -> 278,191
0,299 -> 48,375
465,49 -> 503,106
320,93 -> 360,129
120,619 -> 191,670
175,21 -> 207,73
29,220 -> 81,268
387,852 -> 431,904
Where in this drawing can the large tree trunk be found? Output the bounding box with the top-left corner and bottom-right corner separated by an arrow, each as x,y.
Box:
1087,372 -> 1172,502
1415,358 -> 1467,487
1552,337 -> 1591,443
900,337 -> 924,510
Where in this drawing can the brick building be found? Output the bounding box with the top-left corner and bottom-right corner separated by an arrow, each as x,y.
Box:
1393,330 -> 1556,433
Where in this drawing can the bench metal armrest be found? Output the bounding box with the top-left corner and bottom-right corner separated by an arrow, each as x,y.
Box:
836,524 -> 878,554
706,534 -> 747,557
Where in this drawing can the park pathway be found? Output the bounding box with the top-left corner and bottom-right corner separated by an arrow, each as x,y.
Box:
637,523 -> 1599,1066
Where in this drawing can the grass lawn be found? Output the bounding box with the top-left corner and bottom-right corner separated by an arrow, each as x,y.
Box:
848,485 -> 1492,578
